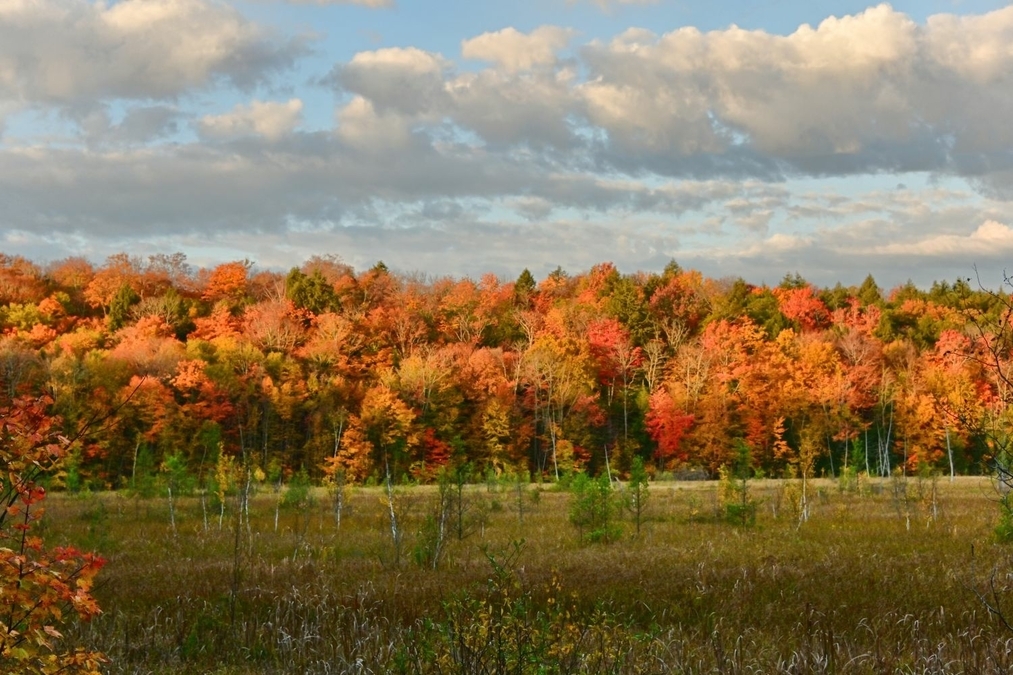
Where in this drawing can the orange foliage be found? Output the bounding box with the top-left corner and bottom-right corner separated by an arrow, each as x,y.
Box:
201,261 -> 251,303
327,417 -> 374,482
0,397 -> 107,672
775,286 -> 830,332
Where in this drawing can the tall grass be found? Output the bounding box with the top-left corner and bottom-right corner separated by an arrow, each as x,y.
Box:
40,476 -> 1013,673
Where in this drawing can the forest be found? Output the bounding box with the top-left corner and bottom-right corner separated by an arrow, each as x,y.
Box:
0,251 -> 1008,490
8,251 -> 1013,673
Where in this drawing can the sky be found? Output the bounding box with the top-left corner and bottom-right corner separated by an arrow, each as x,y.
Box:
2,0 -> 1013,290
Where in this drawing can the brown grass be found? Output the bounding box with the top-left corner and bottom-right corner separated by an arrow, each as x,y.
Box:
39,475 -> 1013,673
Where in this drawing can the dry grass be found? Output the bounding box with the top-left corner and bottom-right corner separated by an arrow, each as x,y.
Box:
38,475 -> 1013,673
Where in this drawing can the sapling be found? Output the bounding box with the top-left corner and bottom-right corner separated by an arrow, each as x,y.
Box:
794,430 -> 819,526
444,462 -> 488,541
326,467 -> 350,529
569,472 -> 622,544
413,476 -> 453,569
719,440 -> 756,527
381,465 -> 410,568
159,451 -> 193,533
281,468 -> 314,554
625,456 -> 650,535
509,467 -> 531,524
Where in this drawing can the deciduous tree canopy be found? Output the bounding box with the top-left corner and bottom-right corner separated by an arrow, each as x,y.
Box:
0,252 -> 1005,485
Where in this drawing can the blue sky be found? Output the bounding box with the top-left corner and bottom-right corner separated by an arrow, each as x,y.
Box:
2,0 -> 1013,290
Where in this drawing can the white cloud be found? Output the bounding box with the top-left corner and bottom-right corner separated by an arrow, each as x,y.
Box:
0,0 -> 305,105
315,5 -> 1013,179
336,47 -> 451,116
334,96 -> 413,152
448,68 -> 577,148
461,26 -> 574,72
3,3 -> 1013,291
199,99 -> 303,141
575,3 -> 1013,169
872,220 -> 1013,256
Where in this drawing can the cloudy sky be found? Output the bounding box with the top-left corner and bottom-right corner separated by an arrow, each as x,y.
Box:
2,0 -> 1013,289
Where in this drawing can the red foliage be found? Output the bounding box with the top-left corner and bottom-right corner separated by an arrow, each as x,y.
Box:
587,318 -> 643,387
646,390 -> 694,466
0,397 -> 107,671
775,286 -> 830,332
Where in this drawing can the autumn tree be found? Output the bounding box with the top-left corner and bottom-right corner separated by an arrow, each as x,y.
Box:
0,396 -> 106,673
522,331 -> 596,479
358,384 -> 419,480
0,255 -> 46,307
286,268 -> 338,315
83,253 -> 141,316
201,261 -> 252,306
587,318 -> 643,457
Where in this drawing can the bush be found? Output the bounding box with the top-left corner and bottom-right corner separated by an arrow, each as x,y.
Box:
281,468 -> 314,510
719,440 -> 756,527
569,472 -> 622,544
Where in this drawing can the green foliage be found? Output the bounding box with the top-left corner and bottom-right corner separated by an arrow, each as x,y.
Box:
129,445 -> 158,499
719,440 -> 756,527
605,275 -> 652,345
265,457 -> 284,487
568,472 -> 622,544
857,274 -> 883,306
281,468 -> 313,510
709,279 -> 790,338
514,268 -> 536,306
838,462 -> 860,494
108,283 -> 140,331
820,282 -> 852,311
779,272 -> 808,290
995,506 -> 1013,543
134,287 -> 192,337
160,451 -> 196,498
624,456 -> 650,535
412,478 -> 452,570
63,449 -> 84,494
436,463 -> 489,542
286,268 -> 338,314
0,302 -> 46,331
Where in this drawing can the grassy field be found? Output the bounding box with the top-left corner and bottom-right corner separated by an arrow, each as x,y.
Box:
39,474 -> 1013,673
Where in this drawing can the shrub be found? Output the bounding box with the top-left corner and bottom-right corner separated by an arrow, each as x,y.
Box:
569,472 -> 622,544
0,396 -> 106,674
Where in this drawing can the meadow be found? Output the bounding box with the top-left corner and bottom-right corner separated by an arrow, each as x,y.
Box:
43,474 -> 1013,673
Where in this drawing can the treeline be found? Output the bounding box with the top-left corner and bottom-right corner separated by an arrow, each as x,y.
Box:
0,252 -> 1006,487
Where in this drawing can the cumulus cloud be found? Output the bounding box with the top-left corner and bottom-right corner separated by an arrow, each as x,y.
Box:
3,2 -> 1013,290
462,26 -> 575,72
872,220 -> 1013,256
322,5 -> 1013,181
0,0 -> 306,105
334,96 -> 414,152
198,99 -> 303,141
448,68 -> 578,149
333,43 -> 579,149
64,104 -> 182,145
575,4 -> 1013,173
334,47 -> 451,116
